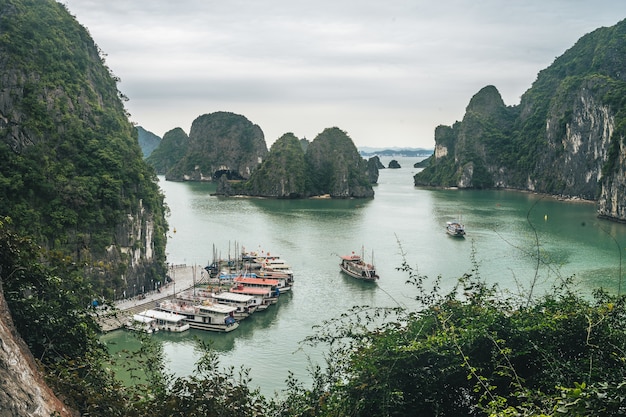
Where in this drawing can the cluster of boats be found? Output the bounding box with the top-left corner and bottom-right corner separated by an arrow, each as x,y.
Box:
126,249 -> 294,334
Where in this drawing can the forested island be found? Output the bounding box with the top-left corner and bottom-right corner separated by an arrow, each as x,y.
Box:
0,1 -> 625,416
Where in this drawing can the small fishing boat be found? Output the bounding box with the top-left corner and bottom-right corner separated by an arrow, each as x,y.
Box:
446,221 -> 466,237
339,249 -> 379,281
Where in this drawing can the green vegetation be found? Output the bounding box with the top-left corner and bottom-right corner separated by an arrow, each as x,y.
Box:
225,127 -> 373,198
0,0 -> 168,296
237,132 -> 309,198
145,127 -> 190,175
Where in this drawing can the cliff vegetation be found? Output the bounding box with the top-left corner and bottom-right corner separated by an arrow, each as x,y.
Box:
0,0 -> 167,307
218,127 -> 375,198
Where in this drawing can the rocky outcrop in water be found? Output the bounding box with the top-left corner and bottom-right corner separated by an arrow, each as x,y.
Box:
414,18 -> 626,221
217,127 -> 375,198
163,112 -> 267,181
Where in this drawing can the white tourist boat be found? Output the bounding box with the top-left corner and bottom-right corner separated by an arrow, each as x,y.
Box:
136,309 -> 190,332
155,299 -> 239,332
126,314 -> 158,334
209,291 -> 258,319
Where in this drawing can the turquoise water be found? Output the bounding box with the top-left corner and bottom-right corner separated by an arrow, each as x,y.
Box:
102,157 -> 626,396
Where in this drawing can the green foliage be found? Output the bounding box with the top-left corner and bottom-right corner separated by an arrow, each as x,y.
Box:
0,0 -> 168,294
415,18 -> 626,195
145,128 -> 190,175
278,247 -> 626,417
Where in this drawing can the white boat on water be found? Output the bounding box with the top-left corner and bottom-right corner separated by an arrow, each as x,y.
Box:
155,299 -> 239,332
126,314 -> 159,334
446,221 -> 466,237
209,291 -> 259,319
339,250 -> 379,281
136,309 -> 190,332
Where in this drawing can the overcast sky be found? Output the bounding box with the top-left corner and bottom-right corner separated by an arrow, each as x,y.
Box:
61,0 -> 624,149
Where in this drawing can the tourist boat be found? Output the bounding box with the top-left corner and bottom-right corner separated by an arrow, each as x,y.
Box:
230,284 -> 277,311
446,221 -> 466,237
155,299 -> 239,332
252,269 -> 293,292
209,291 -> 259,319
260,258 -> 294,278
339,250 -> 379,281
125,314 -> 159,334
135,309 -> 190,332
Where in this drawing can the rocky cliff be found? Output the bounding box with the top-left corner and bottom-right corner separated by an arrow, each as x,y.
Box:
217,127 -> 375,198
163,112 -> 267,181
414,18 -> 626,221
146,127 -> 190,175
0,281 -> 77,417
0,0 -> 167,300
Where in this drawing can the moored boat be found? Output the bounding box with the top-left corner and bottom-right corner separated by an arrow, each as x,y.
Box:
446,221 -> 466,237
155,299 -> 239,332
230,284 -> 277,310
209,291 -> 258,319
126,314 -> 159,333
339,250 -> 379,281
136,309 -> 190,332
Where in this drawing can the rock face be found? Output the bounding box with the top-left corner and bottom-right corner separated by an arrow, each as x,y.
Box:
367,156 -> 382,184
164,112 -> 268,181
415,18 -> 626,221
232,132 -> 307,198
137,126 -> 161,158
217,127 -> 374,198
0,1 -> 167,300
0,282 -> 76,417
388,159 -> 401,169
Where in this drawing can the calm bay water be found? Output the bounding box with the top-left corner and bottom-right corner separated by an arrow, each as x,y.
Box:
102,157 -> 626,396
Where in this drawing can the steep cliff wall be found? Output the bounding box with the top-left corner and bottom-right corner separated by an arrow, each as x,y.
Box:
414,18 -> 626,220
0,0 -> 167,297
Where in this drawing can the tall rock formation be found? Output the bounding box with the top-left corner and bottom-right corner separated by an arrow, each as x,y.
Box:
415,18 -> 626,221
217,127 -> 375,198
227,132 -> 308,198
164,112 -> 268,181
146,127 -> 190,175
0,0 -> 167,300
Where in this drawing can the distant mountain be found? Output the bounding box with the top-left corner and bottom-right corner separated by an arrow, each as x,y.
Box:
359,147 -> 433,157
137,126 -> 161,157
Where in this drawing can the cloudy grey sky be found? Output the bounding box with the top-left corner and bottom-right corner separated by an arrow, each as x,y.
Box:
62,0 -> 624,149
